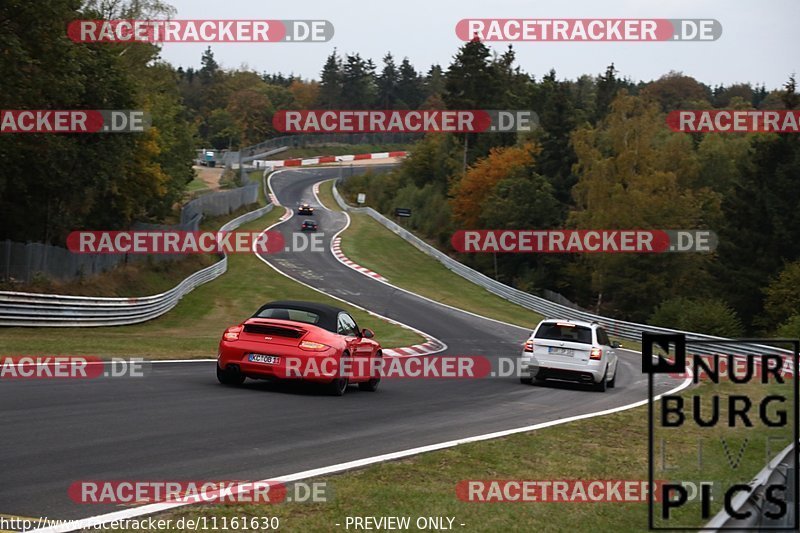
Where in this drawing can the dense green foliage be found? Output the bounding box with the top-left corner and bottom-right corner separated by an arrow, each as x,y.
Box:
0,0 -> 195,242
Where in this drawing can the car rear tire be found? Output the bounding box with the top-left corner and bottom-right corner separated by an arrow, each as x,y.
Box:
358,351 -> 382,392
520,377 -> 534,385
217,364 -> 245,386
328,351 -> 350,396
594,367 -> 608,392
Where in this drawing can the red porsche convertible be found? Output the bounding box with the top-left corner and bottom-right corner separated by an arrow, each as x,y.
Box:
216,300 -> 383,395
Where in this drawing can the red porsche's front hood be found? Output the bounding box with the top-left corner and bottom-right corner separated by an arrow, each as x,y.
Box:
239,319 -> 309,347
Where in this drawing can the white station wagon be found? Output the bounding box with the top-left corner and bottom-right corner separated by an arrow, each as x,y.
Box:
519,319 -> 620,392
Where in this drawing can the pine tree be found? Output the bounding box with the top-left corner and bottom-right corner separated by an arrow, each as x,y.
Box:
377,53 -> 399,108
319,49 -> 343,108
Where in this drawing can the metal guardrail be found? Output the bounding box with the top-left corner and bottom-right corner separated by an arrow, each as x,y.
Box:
331,180 -> 796,365
705,442 -> 797,530
0,204 -> 273,327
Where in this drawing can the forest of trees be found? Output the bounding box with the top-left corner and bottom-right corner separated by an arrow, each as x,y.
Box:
1,1 -> 797,338
335,40 -> 799,339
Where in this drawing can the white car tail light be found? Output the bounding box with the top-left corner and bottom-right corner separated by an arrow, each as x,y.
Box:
523,340 -> 534,352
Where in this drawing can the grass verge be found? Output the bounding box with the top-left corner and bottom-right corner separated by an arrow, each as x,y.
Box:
186,177 -> 210,194
315,179 -> 341,212
317,180 -> 543,330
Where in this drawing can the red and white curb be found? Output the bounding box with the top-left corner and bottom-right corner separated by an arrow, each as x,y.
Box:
383,339 -> 445,358
331,237 -> 387,282
328,237 -> 443,357
256,150 -> 407,168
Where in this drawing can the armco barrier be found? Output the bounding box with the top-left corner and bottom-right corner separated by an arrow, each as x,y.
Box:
705,442 -> 797,530
331,180 -> 796,366
0,204 -> 273,327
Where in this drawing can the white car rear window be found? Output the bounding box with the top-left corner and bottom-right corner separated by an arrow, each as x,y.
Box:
535,323 -> 593,344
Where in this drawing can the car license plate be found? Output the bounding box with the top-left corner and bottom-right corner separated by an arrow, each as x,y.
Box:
548,347 -> 573,356
248,354 -> 280,365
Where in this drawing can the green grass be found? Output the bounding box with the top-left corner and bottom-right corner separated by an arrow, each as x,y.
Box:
317,180 -> 544,330
186,177 -> 210,193
0,208 -> 423,358
100,378 -> 793,532
316,179 -> 341,213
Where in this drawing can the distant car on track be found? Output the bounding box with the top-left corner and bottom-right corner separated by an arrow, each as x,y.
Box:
519,319 -> 620,391
297,203 -> 314,215
301,219 -> 318,231
217,300 -> 382,395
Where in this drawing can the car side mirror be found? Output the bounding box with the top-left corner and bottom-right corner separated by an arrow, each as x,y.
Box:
361,328 -> 374,339
611,341 -> 621,349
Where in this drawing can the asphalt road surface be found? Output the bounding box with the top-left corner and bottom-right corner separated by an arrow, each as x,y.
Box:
0,166 -> 681,524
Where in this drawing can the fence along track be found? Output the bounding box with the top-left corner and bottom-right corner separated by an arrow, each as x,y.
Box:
0,204 -> 273,327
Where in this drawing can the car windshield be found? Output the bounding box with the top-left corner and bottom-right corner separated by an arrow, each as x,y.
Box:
535,323 -> 593,344
254,307 -> 321,325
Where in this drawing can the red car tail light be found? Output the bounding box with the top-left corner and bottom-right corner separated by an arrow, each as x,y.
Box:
223,325 -> 243,342
590,347 -> 603,360
299,340 -> 330,351
523,340 -> 535,352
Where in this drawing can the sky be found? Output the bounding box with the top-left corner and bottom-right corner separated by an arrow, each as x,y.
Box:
157,0 -> 799,89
